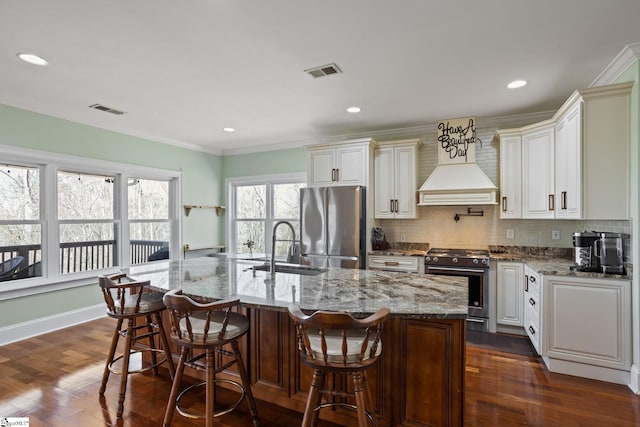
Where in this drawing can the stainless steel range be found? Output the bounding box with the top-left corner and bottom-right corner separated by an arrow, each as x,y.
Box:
425,248 -> 490,332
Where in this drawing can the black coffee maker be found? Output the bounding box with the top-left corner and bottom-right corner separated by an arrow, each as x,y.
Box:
571,231 -> 600,272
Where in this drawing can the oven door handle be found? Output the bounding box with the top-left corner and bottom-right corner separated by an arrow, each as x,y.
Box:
426,266 -> 486,274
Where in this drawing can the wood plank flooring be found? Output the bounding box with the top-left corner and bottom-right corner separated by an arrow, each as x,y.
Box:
1,317 -> 639,426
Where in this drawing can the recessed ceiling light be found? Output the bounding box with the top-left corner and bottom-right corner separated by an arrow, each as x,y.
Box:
507,80 -> 527,89
17,52 -> 48,66
346,106 -> 362,113
223,127 -> 236,132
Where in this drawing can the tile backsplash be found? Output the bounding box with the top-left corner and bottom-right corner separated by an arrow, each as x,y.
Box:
374,125 -> 633,263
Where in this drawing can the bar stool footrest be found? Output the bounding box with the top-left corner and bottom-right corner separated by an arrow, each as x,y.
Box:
108,349 -> 168,375
175,379 -> 246,419
315,402 -> 376,426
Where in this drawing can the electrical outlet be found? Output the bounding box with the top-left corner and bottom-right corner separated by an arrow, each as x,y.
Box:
400,234 -> 406,242
506,229 -> 514,239
552,230 -> 560,240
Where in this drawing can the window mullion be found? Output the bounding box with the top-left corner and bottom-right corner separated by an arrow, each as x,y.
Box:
44,164 -> 58,278
117,173 -> 129,268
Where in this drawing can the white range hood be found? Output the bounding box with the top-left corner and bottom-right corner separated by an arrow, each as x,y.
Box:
418,117 -> 497,206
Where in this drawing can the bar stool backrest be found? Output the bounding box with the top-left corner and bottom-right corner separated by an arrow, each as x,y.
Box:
289,305 -> 390,369
99,273 -> 163,318
162,289 -> 246,349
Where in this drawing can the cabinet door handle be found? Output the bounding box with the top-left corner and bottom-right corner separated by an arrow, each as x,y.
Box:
524,274 -> 529,292
502,196 -> 507,212
529,275 -> 536,283
561,191 -> 567,210
394,199 -> 399,213
549,194 -> 555,211
390,199 -> 394,212
335,168 -> 339,182
529,298 -> 536,306
331,168 -> 336,181
529,325 -> 536,335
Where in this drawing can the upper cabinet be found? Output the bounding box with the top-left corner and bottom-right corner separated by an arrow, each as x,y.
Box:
497,81 -> 632,220
306,138 -> 375,187
374,139 -> 420,219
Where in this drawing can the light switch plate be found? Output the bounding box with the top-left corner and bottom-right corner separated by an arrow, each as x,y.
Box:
552,230 -> 560,240
506,229 -> 514,239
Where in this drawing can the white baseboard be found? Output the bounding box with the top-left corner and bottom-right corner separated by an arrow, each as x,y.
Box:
629,365 -> 640,394
544,356 -> 630,385
0,304 -> 105,346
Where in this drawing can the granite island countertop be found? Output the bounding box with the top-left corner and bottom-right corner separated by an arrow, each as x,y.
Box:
125,257 -> 468,319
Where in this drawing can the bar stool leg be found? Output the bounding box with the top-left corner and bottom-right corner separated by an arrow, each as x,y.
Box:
232,340 -> 260,426
100,318 -> 123,395
116,318 -> 135,418
303,369 -> 324,427
163,346 -> 188,427
352,371 -> 368,427
309,370 -> 324,427
155,312 -> 175,378
146,314 -> 159,375
204,348 -> 216,427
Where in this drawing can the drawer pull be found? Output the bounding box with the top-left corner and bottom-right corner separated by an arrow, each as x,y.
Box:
529,275 -> 536,283
384,261 -> 400,266
529,325 -> 536,335
529,298 -> 536,306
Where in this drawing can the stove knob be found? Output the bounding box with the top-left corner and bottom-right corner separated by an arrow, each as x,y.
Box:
433,257 -> 438,262
482,259 -> 488,265
452,257 -> 458,263
425,256 -> 431,262
473,258 -> 479,264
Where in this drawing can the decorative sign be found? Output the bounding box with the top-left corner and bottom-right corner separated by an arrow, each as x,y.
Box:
436,117 -> 482,165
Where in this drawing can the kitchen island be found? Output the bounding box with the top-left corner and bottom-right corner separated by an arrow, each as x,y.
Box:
128,257 -> 468,427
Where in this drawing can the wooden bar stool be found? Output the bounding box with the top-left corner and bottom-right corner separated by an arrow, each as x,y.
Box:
98,272 -> 176,418
288,305 -> 390,427
162,289 -> 260,427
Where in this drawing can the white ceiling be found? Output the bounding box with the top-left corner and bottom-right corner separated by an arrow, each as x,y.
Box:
1,0 -> 640,155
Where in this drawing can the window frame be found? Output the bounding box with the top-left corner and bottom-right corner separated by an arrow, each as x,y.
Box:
226,173 -> 306,257
0,144 -> 182,300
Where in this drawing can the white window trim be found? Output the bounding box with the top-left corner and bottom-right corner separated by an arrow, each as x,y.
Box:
0,144 -> 182,300
226,172 -> 305,257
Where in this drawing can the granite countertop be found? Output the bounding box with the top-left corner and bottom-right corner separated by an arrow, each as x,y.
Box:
488,245 -> 631,279
369,242 -> 429,257
126,257 -> 467,319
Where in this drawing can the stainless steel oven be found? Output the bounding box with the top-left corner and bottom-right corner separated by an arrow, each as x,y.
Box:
425,248 -> 490,332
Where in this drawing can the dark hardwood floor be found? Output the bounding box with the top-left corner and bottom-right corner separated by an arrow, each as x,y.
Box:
1,317 -> 639,426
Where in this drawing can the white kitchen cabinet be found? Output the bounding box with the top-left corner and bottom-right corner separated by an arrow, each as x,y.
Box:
543,275 -> 631,373
306,138 -> 375,187
498,135 -> 522,219
523,265 -> 541,354
496,81 -> 632,220
554,102 -> 581,219
522,123 -> 555,219
496,262 -> 525,327
374,139 -> 419,219
368,254 -> 424,273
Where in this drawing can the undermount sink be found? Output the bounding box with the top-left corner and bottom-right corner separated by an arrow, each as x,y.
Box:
251,263 -> 326,276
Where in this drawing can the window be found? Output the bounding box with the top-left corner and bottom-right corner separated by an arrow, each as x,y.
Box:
227,174 -> 305,259
0,164 -> 42,280
128,178 -> 171,264
0,145 -> 181,292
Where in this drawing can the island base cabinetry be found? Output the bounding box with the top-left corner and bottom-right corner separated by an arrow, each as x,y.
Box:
151,307 -> 465,426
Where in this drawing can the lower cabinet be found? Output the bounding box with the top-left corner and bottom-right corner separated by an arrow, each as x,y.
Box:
543,276 -> 631,379
523,265 -> 541,354
496,262 -> 524,327
247,309 -> 465,427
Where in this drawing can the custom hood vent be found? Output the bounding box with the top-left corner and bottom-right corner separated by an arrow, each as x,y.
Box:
418,117 -> 497,206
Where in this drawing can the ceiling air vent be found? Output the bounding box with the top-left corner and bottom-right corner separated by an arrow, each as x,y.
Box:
304,63 -> 342,78
89,104 -> 126,115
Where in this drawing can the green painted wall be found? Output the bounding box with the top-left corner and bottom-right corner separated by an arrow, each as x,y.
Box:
221,147 -> 307,178
0,104 -> 224,327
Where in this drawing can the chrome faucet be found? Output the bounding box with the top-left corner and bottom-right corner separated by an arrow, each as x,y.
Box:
270,220 -> 296,277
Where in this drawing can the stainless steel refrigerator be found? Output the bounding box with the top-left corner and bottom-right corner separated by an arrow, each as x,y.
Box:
299,186 -> 366,269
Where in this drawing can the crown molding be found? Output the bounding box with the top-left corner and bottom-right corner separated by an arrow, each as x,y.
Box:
591,42 -> 640,87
